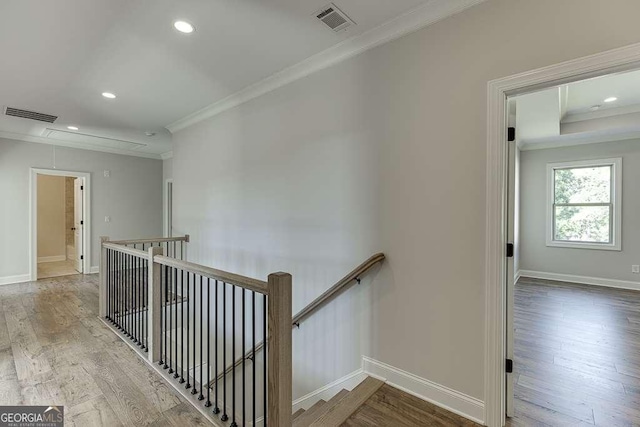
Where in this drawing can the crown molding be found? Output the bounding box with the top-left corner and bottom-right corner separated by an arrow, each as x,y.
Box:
0,130 -> 162,160
166,0 -> 488,133
160,151 -> 173,160
563,103 -> 640,123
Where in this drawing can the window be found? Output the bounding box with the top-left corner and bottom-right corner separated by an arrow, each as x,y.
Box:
546,158 -> 622,251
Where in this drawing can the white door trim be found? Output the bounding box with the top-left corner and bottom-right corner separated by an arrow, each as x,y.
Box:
163,179 -> 173,237
485,41 -> 640,427
30,168 -> 91,280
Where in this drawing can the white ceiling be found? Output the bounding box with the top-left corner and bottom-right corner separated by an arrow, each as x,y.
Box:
0,0 -> 443,158
514,68 -> 640,150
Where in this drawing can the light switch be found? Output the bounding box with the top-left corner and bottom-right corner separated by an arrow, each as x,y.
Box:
105,216 -> 111,223
104,170 -> 111,178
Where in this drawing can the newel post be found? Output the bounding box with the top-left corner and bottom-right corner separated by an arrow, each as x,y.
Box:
147,246 -> 164,363
267,272 -> 293,427
99,236 -> 109,318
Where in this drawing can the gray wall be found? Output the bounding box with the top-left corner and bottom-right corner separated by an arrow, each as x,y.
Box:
170,0 -> 640,402
520,140 -> 640,282
0,137 -> 163,278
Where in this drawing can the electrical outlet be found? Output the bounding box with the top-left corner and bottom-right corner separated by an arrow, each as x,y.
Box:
633,265 -> 640,274
104,216 -> 111,223
104,170 -> 110,178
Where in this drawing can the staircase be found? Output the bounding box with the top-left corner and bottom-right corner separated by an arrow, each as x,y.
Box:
292,377 -> 384,427
99,235 -> 386,427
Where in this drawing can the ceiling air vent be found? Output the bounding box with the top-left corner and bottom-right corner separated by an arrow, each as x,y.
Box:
4,106 -> 57,123
315,3 -> 354,32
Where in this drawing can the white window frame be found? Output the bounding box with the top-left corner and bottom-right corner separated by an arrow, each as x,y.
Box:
546,157 -> 622,251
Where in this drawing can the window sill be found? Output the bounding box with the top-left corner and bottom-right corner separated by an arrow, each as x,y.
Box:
546,241 -> 621,251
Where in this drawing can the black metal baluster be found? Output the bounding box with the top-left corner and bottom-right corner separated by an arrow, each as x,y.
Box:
186,272 -> 191,390
130,254 -> 134,340
172,241 -> 176,259
231,286 -> 237,427
191,273 -> 197,395
214,279 -> 220,415
159,264 -> 164,366
106,250 -> 110,321
199,275 -> 204,400
116,252 -> 119,328
142,257 -> 147,350
263,294 -> 267,427
174,268 -> 179,379
125,254 -> 129,336
169,267 -> 174,374
135,256 -> 139,345
139,256 -> 142,346
221,282 -> 228,422
252,291 -> 256,426
180,270 -> 185,384
162,265 -> 168,368
206,278 -> 212,408
242,288 -> 246,427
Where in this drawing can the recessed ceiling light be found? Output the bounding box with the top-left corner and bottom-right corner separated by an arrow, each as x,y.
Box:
174,20 -> 195,34
67,126 -> 79,130
604,96 -> 618,103
102,92 -> 116,99
145,131 -> 156,137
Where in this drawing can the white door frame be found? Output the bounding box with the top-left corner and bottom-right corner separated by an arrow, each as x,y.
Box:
163,179 -> 173,237
30,168 -> 91,280
484,41 -> 640,427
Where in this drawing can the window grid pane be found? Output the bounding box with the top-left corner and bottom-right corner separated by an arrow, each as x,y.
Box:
554,205 -> 611,243
554,165 -> 611,204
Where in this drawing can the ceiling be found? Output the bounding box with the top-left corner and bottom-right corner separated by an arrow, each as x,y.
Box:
0,0 -> 447,158
514,69 -> 640,150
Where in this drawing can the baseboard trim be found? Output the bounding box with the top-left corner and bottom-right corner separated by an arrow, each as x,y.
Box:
292,368 -> 367,413
520,270 -> 640,291
515,270 -> 521,284
0,274 -> 31,286
362,356 -> 485,425
38,255 -> 66,263
89,266 -> 99,274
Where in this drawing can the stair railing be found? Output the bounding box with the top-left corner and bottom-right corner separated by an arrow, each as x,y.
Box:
210,252 -> 386,385
99,236 -> 293,427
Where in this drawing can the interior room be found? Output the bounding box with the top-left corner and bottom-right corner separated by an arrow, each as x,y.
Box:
4,1 -> 640,426
36,174 -> 81,279
508,70 -> 640,425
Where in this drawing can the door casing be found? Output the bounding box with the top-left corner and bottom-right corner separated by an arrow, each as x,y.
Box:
485,42 -> 640,427
30,168 -> 91,280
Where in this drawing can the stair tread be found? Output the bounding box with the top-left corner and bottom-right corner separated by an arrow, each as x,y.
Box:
294,389 -> 349,427
307,377 -> 384,427
292,399 -> 328,427
293,408 -> 306,421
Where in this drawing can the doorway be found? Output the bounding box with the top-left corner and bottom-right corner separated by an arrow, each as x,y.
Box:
30,168 -> 91,280
485,43 -> 640,427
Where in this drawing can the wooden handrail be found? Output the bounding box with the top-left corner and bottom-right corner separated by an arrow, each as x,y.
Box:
208,252 -> 385,387
153,255 -> 269,295
109,235 -> 189,245
103,242 -> 148,258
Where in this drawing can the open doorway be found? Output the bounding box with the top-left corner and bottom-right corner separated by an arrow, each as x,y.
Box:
30,168 -> 91,280
505,70 -> 640,425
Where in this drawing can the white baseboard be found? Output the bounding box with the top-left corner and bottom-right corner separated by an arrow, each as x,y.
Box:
0,274 -> 31,286
38,255 -> 66,263
89,266 -> 99,274
520,270 -> 640,292
515,270 -> 521,284
362,356 -> 485,425
292,368 -> 368,413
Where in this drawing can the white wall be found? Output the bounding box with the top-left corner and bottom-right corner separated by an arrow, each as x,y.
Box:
170,0 -> 640,405
0,137 -> 163,280
520,139 -> 640,283
37,175 -> 66,259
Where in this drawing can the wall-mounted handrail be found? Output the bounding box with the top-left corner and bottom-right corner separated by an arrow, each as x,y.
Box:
209,252 -> 385,386
109,235 -> 189,245
153,255 -> 269,295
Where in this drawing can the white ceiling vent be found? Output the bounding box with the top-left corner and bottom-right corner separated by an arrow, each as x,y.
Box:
315,3 -> 354,32
5,106 -> 57,123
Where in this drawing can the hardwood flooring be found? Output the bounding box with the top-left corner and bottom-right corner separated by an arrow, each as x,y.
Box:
343,384 -> 480,426
507,277 -> 640,427
0,274 -> 210,426
37,259 -> 79,279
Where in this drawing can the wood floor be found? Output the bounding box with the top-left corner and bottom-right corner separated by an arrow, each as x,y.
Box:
343,384 -> 480,426
507,277 -> 640,427
0,274 -> 211,426
37,259 -> 79,279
